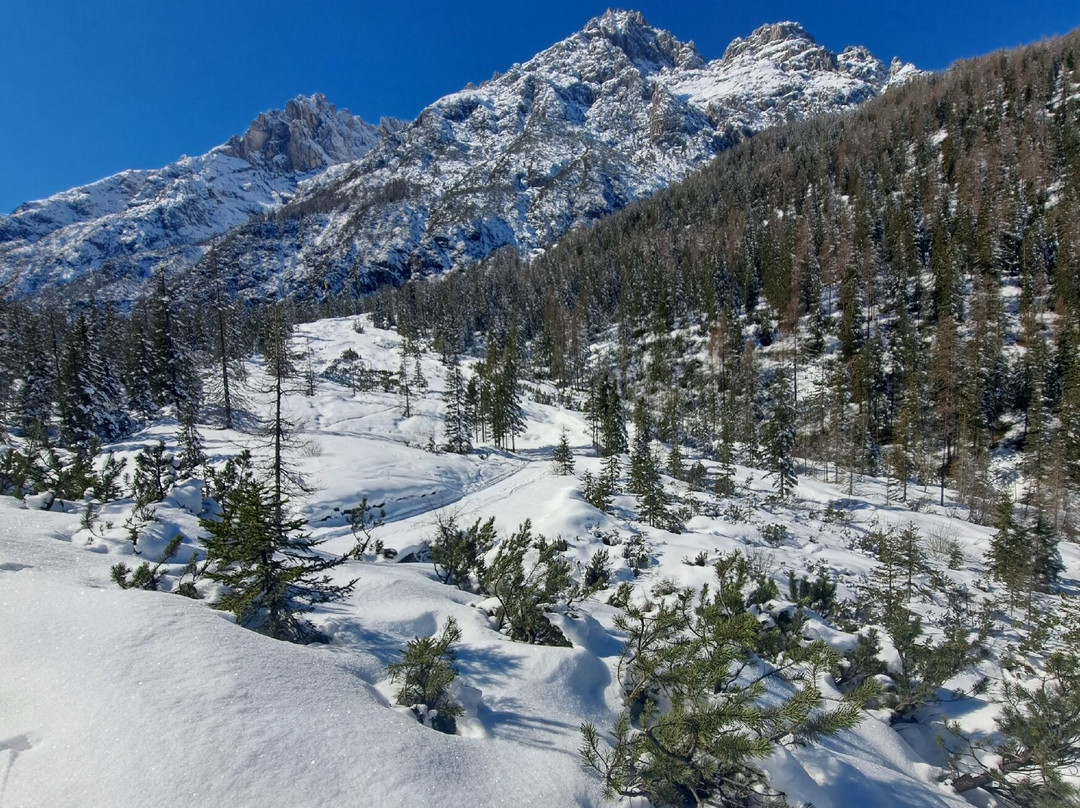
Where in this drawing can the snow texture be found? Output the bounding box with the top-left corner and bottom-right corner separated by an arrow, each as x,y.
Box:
3,314 -> 1063,808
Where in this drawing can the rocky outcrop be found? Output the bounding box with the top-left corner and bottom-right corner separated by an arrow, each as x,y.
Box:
222,93 -> 395,173
0,95 -> 394,301
0,12 -> 920,303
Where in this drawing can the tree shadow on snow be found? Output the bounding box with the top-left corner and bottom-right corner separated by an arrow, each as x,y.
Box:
473,697 -> 580,754
454,643 -> 525,687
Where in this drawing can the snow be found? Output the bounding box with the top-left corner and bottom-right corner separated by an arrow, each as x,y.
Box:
0,96 -> 388,303
3,314 -> 1075,807
1,16 -> 916,304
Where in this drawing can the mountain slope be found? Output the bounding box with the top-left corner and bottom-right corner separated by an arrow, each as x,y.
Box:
0,12 -> 916,303
0,94 -> 400,300
2,313 -> 1066,807
203,12 -> 916,300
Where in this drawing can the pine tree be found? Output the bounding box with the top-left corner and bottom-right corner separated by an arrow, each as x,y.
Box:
201,451 -> 356,643
131,441 -> 175,508
552,429 -> 575,475
479,520 -> 572,646
581,558 -> 868,806
442,356 -> 472,454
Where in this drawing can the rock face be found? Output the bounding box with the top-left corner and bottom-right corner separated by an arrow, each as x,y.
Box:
223,94 -> 397,173
0,12 -> 919,303
0,95 -> 396,301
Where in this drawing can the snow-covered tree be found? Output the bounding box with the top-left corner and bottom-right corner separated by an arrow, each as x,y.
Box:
442,355 -> 472,454
552,429 -> 574,475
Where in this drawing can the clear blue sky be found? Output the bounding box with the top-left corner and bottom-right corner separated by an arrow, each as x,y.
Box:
2,0 -> 1078,214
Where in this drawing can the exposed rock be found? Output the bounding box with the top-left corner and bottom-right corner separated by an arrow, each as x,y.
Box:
0,12 -> 922,304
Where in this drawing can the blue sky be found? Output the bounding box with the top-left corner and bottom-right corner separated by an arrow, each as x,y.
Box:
2,0 -> 1078,214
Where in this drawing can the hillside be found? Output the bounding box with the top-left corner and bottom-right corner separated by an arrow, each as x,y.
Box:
4,314 -> 1075,807
0,94 -> 399,302
367,24 -> 1080,539
0,12 -> 913,303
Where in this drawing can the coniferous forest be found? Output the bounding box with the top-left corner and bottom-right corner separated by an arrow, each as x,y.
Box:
3,22 -> 1080,808
366,29 -> 1080,537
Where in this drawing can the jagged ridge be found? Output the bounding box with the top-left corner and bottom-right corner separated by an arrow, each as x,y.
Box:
0,12 -> 919,303
0,94 -> 397,300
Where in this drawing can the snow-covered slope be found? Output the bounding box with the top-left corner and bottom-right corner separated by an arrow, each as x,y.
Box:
0,94 -> 401,301
205,13 -> 918,299
3,314 -> 1072,808
0,12 -> 919,303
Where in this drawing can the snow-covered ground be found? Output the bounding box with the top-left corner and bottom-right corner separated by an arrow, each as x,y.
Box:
2,315 -> 1075,808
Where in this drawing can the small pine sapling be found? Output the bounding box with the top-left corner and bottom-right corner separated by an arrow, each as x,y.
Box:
346,496 -> 386,559
175,408 -> 207,479
479,520 -> 572,646
131,441 -> 175,507
552,429 -> 575,475
111,535 -> 182,591
951,650 -> 1080,805
429,514 -> 496,589
175,552 -> 207,599
622,534 -> 649,573
387,618 -> 465,735
581,556 -> 872,807
581,470 -> 613,512
91,451 -> 126,502
582,549 -> 612,590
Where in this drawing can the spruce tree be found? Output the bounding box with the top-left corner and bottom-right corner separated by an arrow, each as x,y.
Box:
667,440 -> 684,481
57,314 -> 131,448
175,406 -> 207,480
442,355 -> 472,455
201,451 -> 356,643
630,408 -> 671,529
763,365 -> 798,498
492,328 -> 525,451
986,495 -> 1047,612
398,354 -> 412,418
601,375 -> 628,457
552,429 -> 575,475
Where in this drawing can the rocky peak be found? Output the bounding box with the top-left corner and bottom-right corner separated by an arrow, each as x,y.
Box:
580,9 -> 704,73
223,93 -> 382,173
887,56 -> 924,86
723,21 -> 812,58
838,45 -> 889,83
721,21 -> 837,72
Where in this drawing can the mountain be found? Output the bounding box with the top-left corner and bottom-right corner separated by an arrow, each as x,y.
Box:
203,13 -> 918,300
0,94 -> 401,300
0,12 -> 917,302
